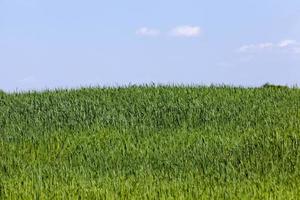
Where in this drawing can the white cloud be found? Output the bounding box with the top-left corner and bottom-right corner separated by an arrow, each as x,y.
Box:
278,40 -> 300,54
238,39 -> 300,54
258,43 -> 274,49
170,26 -> 201,37
136,27 -> 160,37
238,43 -> 274,52
238,44 -> 255,52
278,40 -> 297,48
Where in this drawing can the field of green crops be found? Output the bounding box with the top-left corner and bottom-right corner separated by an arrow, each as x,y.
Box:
1,85 -> 300,199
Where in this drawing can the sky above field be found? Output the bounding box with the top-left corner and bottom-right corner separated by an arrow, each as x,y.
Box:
1,0 -> 300,91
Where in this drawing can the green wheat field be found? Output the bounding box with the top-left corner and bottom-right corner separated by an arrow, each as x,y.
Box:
1,85 -> 300,199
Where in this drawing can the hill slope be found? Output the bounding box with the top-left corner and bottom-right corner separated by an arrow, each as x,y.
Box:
1,86 -> 300,199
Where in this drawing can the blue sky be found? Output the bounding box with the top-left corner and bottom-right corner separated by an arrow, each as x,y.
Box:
1,0 -> 300,91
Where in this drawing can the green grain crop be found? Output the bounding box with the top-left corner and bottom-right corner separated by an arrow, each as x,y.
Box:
1,85 -> 300,199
